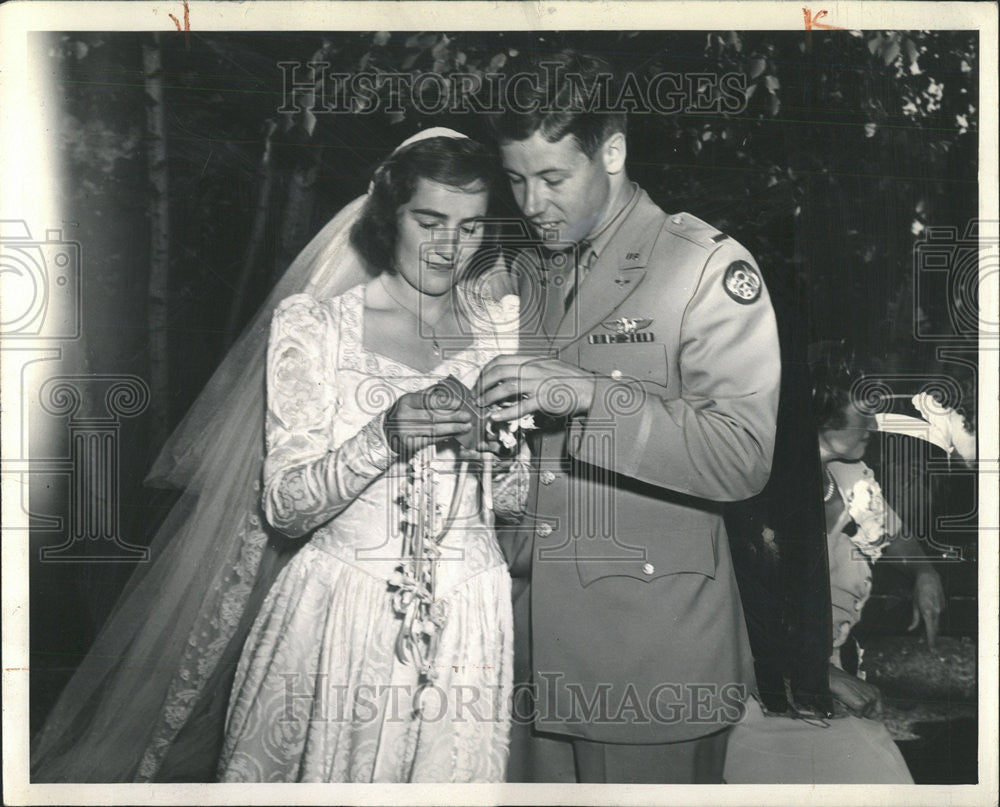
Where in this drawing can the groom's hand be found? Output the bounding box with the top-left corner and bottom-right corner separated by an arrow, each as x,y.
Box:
477,353 -> 596,420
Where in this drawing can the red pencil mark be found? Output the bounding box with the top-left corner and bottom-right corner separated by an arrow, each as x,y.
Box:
167,1 -> 191,48
167,0 -> 189,30
802,8 -> 844,31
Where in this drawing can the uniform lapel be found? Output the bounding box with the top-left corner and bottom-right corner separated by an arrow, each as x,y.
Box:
554,191 -> 665,348
515,252 -> 556,347
541,265 -> 567,342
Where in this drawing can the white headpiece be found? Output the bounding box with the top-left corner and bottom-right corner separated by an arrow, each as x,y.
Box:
369,127 -> 471,192
392,126 -> 470,152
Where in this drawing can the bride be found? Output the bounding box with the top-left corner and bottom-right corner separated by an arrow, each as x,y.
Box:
31,129 -> 526,783
218,130 -> 526,782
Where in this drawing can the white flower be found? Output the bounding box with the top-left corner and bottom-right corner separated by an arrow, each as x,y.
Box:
512,414 -> 535,432
485,409 -> 536,451
846,479 -> 890,560
912,392 -> 975,463
497,428 -> 518,450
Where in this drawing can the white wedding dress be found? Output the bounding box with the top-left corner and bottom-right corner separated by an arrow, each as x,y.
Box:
217,285 -> 517,782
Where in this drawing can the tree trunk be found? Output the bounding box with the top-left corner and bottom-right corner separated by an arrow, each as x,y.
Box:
224,119 -> 277,346
143,33 -> 170,457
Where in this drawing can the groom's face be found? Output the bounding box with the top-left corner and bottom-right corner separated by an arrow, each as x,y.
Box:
499,131 -> 611,250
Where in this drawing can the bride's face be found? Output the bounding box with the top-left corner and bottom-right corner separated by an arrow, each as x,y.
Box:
819,402 -> 876,462
393,177 -> 489,296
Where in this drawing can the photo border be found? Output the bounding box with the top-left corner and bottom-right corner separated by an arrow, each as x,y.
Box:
2,2 -> 997,805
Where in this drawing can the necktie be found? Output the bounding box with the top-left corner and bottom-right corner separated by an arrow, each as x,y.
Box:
562,240 -> 593,314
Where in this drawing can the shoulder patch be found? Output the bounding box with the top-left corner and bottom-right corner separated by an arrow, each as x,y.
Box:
723,260 -> 762,304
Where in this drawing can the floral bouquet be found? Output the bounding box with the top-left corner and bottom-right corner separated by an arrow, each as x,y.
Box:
387,376 -> 533,683
482,410 -> 534,516
388,446 -> 454,683
844,477 -> 891,561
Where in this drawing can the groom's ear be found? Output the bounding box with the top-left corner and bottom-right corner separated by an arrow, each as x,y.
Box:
600,131 -> 627,175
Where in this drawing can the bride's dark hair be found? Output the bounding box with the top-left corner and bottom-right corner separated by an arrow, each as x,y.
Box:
350,136 -> 501,276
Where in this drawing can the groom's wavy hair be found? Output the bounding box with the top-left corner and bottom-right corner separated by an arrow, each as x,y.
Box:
808,339 -> 868,430
487,51 -> 627,159
350,136 -> 503,277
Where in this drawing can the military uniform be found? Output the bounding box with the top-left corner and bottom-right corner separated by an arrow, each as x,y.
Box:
503,185 -> 781,782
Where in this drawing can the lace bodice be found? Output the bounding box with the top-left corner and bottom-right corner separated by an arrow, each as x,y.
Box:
261,283 -> 521,591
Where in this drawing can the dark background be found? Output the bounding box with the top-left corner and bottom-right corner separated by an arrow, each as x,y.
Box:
27,29 -> 980,769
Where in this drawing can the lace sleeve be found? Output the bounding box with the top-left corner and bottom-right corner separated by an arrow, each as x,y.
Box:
262,294 -> 396,537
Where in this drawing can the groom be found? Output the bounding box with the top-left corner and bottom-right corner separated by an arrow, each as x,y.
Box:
478,53 -> 782,783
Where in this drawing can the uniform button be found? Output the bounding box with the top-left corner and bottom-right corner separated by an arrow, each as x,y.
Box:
854,600 -> 864,611
536,522 -> 553,537
610,369 -> 623,380
671,215 -> 682,225
642,562 -> 655,575
540,470 -> 556,485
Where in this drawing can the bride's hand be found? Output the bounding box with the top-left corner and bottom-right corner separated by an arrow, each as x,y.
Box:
384,388 -> 473,457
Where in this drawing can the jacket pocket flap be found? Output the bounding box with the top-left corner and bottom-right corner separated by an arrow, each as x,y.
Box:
577,343 -> 669,388
574,520 -> 718,587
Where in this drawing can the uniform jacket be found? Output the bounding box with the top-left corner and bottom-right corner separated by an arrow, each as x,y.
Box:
503,188 -> 781,743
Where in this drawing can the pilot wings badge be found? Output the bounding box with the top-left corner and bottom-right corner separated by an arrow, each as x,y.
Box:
588,317 -> 655,344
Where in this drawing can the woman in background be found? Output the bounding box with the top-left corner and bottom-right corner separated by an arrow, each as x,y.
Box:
725,343 -> 944,784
